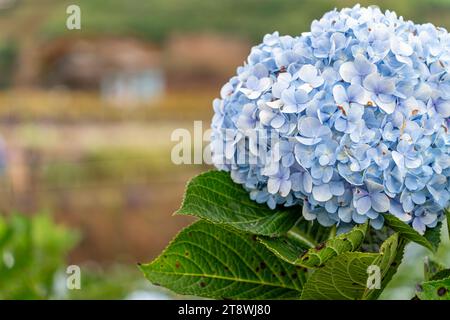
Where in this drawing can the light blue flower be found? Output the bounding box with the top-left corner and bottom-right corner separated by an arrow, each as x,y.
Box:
427,174 -> 450,208
411,202 -> 441,234
405,166 -> 433,191
390,201 -> 412,222
353,180 -> 390,215
382,122 -> 400,142
273,140 -> 296,168
434,99 -> 450,118
258,101 -> 286,129
210,5 -> 450,234
333,84 -> 365,134
235,103 -> 257,130
384,165 -> 404,195
390,36 -> 414,66
367,144 -> 390,170
309,140 -> 339,184
298,65 -> 324,92
366,25 -> 391,62
212,98 -> 225,128
239,66 -> 272,99
280,87 -> 310,113
303,203 -> 338,227
267,166 -> 291,197
263,31 -> 280,46
271,72 -> 292,97
296,116 -> 331,145
333,84 -> 367,109
290,170 -> 312,195
250,187 -> 277,209
339,54 -> 376,83
315,141 -> 338,167
362,72 -> 396,114
392,139 -> 422,175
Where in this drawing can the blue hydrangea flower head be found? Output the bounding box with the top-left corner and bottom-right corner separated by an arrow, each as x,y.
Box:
210,5 -> 450,234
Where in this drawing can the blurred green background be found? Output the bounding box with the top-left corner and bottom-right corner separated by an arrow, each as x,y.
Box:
0,0 -> 449,299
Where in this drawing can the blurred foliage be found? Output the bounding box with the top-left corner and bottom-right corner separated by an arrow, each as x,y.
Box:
42,148 -> 182,189
0,213 -> 172,299
381,223 -> 450,299
15,0 -> 450,43
0,213 -> 78,299
0,0 -> 449,44
0,40 -> 17,88
66,265 -> 170,300
67,265 -> 142,299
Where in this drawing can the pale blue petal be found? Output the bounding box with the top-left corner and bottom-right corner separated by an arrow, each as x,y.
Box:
412,218 -> 426,234
436,100 -> 450,118
330,181 -> 345,196
352,211 -> 368,223
267,178 -> 280,194
338,207 -> 353,223
371,192 -> 390,212
356,196 -> 371,214
298,117 -> 322,137
332,85 -> 348,105
312,184 -> 333,202
339,61 -> 358,83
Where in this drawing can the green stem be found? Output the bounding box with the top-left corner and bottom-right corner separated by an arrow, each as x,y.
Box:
328,225 -> 337,240
287,226 -> 317,248
445,208 -> 450,241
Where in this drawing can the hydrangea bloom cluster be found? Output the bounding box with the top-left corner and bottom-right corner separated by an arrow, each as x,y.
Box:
210,5 -> 450,234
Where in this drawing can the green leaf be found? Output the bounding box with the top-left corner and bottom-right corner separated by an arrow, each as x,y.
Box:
300,251 -> 378,300
139,220 -> 307,299
423,222 -> 442,251
424,257 -> 446,281
384,214 -> 439,251
430,269 -> 450,281
175,171 -> 301,236
291,218 -> 332,245
257,233 -> 312,266
300,233 -> 403,300
259,222 -> 368,268
362,233 -> 406,300
423,256 -> 450,282
416,277 -> 450,300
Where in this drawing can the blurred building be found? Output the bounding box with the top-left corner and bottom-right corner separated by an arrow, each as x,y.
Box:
0,0 -> 17,10
164,33 -> 249,88
4,27 -> 251,101
41,37 -> 165,105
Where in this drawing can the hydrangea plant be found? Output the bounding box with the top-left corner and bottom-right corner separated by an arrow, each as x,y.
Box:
141,5 -> 450,300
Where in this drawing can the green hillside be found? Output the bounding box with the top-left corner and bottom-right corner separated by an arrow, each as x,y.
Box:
1,0 -> 450,44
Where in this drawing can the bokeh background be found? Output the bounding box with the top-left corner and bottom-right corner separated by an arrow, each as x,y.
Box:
0,0 -> 450,299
